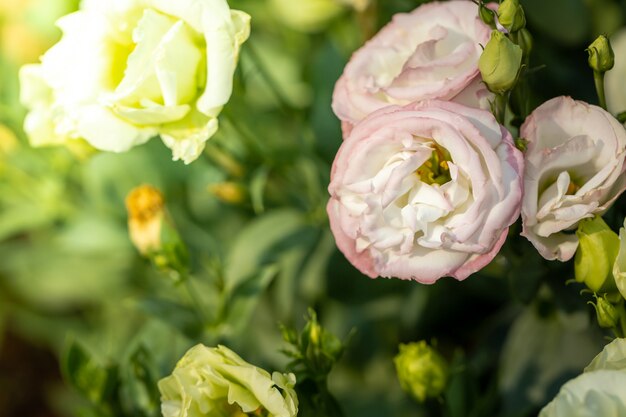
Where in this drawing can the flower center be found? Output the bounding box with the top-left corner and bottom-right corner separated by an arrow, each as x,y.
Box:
415,144 -> 452,185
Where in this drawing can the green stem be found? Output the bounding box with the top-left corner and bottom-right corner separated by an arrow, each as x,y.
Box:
181,274 -> 210,326
594,71 -> 608,110
494,93 -> 508,125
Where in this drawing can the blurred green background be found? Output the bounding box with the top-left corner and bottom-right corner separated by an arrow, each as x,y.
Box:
2,0 -> 626,416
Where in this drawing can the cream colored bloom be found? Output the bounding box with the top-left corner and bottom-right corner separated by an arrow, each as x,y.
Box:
20,0 -> 250,164
159,344 -> 298,417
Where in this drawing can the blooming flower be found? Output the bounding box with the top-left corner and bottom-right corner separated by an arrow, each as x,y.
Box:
539,338 -> 626,417
327,100 -> 523,283
159,344 -> 298,417
332,0 -> 492,134
19,0 -> 250,164
520,96 -> 626,261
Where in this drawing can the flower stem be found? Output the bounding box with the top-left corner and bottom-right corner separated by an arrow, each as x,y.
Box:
594,71 -> 608,110
494,93 -> 508,125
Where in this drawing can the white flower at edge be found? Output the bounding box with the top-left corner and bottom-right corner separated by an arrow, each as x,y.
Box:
20,0 -> 250,164
539,338 -> 626,417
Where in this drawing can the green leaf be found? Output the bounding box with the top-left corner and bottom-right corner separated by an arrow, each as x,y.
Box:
135,297 -> 203,339
224,208 -> 307,292
499,305 -> 605,413
119,345 -> 160,417
62,339 -> 118,410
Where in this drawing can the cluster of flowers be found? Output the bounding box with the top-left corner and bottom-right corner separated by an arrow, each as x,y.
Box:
327,0 -> 626,284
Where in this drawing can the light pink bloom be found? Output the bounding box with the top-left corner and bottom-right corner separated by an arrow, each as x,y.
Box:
332,0 -> 492,135
327,101 -> 523,283
521,96 -> 626,261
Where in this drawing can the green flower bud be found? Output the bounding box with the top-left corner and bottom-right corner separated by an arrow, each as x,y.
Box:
587,35 -> 615,73
575,216 -> 619,293
158,345 -> 298,417
498,0 -> 526,33
513,28 -> 533,60
479,4 -> 496,27
613,218 -> 626,300
479,30 -> 523,93
394,341 -> 448,403
589,294 -> 620,329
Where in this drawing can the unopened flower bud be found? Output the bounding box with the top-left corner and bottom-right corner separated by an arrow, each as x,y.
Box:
498,0 -> 526,33
514,28 -> 533,60
587,35 -> 615,73
394,341 -> 448,403
613,218 -> 626,300
126,185 -> 188,277
575,216 -> 619,293
479,30 -> 523,93
589,294 -> 620,329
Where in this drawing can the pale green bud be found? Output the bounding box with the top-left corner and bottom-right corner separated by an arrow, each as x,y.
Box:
394,341 -> 448,403
479,30 -> 523,93
587,35 -> 615,73
513,28 -> 533,60
589,294 -> 620,329
158,345 -> 298,417
612,217 -> 626,300
575,216 -> 619,293
498,0 -> 526,33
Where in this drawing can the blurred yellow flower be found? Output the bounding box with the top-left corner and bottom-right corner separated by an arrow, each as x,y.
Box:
125,184 -> 166,255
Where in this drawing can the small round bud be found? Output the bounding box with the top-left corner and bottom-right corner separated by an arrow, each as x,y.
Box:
589,294 -> 620,329
575,216 -> 619,293
394,341 -> 448,403
498,0 -> 526,33
479,30 -> 523,93
587,35 -> 615,73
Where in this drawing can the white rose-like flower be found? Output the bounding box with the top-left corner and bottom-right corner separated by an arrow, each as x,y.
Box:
539,338 -> 626,417
159,344 -> 298,417
19,0 -> 250,164
327,100 -> 523,283
521,96 -> 626,261
332,0 -> 492,134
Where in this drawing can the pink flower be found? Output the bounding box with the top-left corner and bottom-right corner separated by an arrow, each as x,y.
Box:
327,101 -> 523,283
521,96 -> 626,261
332,0 -> 492,135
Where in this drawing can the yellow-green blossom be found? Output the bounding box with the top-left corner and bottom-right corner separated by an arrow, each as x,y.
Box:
20,0 -> 250,164
159,344 -> 298,417
394,341 -> 448,403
